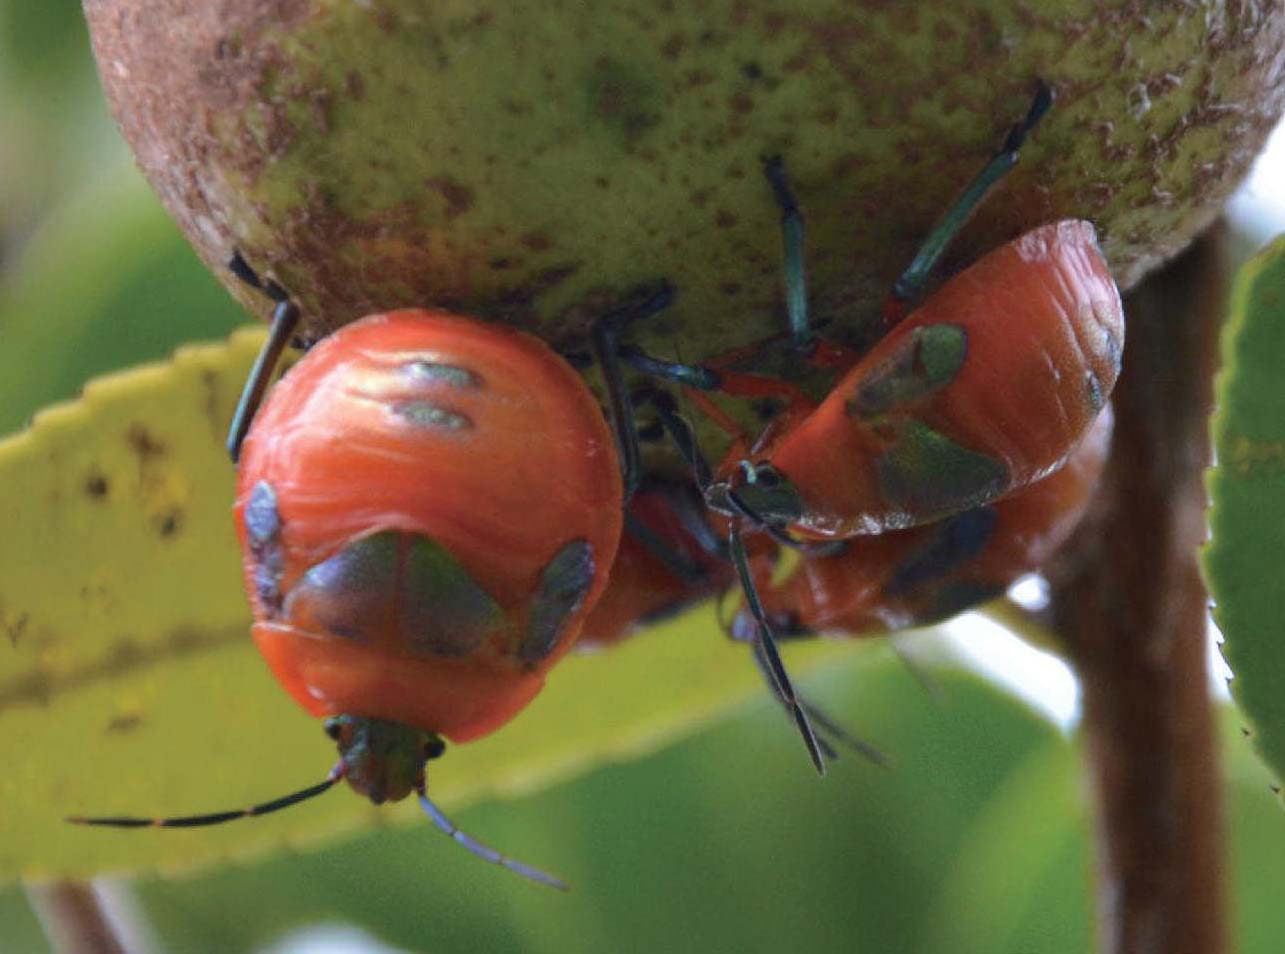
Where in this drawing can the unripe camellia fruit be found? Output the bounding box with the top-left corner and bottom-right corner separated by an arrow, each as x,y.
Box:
85,1 -> 1283,362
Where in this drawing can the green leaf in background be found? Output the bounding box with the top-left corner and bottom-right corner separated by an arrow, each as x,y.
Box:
130,658 -> 1064,954
1205,233 -> 1285,796
0,155 -> 245,437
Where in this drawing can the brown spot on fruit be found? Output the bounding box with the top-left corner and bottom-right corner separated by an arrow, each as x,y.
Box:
426,176 -> 476,220
521,232 -> 555,252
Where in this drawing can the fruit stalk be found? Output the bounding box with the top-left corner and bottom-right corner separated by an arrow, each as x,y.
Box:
1050,226 -> 1228,954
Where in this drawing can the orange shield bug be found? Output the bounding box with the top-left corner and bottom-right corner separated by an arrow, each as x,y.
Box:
71,281 -> 680,889
603,83 -> 1122,768
736,405 -> 1113,640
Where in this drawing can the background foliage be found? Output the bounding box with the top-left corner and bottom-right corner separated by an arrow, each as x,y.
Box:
3,3 -> 1285,952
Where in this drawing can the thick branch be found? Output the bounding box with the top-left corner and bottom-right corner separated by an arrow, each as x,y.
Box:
1050,227 -> 1227,954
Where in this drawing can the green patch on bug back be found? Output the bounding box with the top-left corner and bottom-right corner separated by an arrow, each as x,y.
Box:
400,534 -> 507,658
284,531 -> 506,656
401,360 -> 481,389
849,324 -> 967,419
1204,233 -> 1285,799
878,421 -> 1008,522
393,400 -> 473,431
520,540 -> 595,666
0,328 -> 854,879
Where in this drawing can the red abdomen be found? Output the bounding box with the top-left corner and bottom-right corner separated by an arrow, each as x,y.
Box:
753,404 -> 1112,635
762,221 -> 1122,537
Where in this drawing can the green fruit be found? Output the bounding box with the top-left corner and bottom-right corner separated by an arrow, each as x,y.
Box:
85,1 -> 1283,358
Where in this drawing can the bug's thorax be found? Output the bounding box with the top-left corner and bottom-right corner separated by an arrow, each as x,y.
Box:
325,714 -> 443,805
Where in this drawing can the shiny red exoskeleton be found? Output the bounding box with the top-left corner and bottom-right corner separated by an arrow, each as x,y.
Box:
235,309 -> 623,744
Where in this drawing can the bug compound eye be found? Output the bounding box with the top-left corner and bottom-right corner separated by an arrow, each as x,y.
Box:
324,718 -> 343,740
752,466 -> 784,489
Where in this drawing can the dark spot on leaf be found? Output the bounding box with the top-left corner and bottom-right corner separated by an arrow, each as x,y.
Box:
0,626 -> 243,714
3,609 -> 29,649
85,473 -> 110,499
106,712 -> 144,734
156,509 -> 183,538
126,425 -> 166,460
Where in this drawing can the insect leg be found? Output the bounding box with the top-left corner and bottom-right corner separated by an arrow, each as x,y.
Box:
623,508 -> 709,584
884,80 -> 1053,322
634,387 -> 715,491
637,389 -> 836,774
590,284 -> 676,502
762,156 -> 814,351
225,251 -> 302,463
617,346 -> 722,391
728,519 -> 826,775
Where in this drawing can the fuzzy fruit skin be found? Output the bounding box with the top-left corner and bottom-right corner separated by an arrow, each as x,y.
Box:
85,1 -> 1284,363
234,310 -> 622,743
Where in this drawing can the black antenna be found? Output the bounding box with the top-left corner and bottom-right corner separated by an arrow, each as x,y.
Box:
67,764 -> 345,828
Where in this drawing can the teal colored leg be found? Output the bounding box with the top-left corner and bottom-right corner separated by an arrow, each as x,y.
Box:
888,81 -> 1053,311
589,284 -> 676,502
763,156 -> 815,350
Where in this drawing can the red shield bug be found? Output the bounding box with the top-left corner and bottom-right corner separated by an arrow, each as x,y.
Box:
604,82 -> 1122,769
70,285 -> 677,890
735,404 -> 1112,640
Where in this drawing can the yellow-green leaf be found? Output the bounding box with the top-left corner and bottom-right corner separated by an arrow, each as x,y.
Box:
0,330 -> 852,879
1205,233 -> 1285,795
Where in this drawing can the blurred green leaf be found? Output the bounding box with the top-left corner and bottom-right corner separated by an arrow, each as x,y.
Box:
923,741 -> 1089,953
0,885 -> 52,954
0,1 -> 93,88
1204,233 -> 1285,795
130,655 -> 1066,954
0,157 -> 245,436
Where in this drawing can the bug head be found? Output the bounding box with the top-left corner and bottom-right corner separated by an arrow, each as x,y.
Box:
706,461 -> 805,529
324,715 -> 444,805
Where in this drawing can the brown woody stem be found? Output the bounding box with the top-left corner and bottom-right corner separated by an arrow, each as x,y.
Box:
25,880 -> 132,954
1050,227 -> 1228,954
